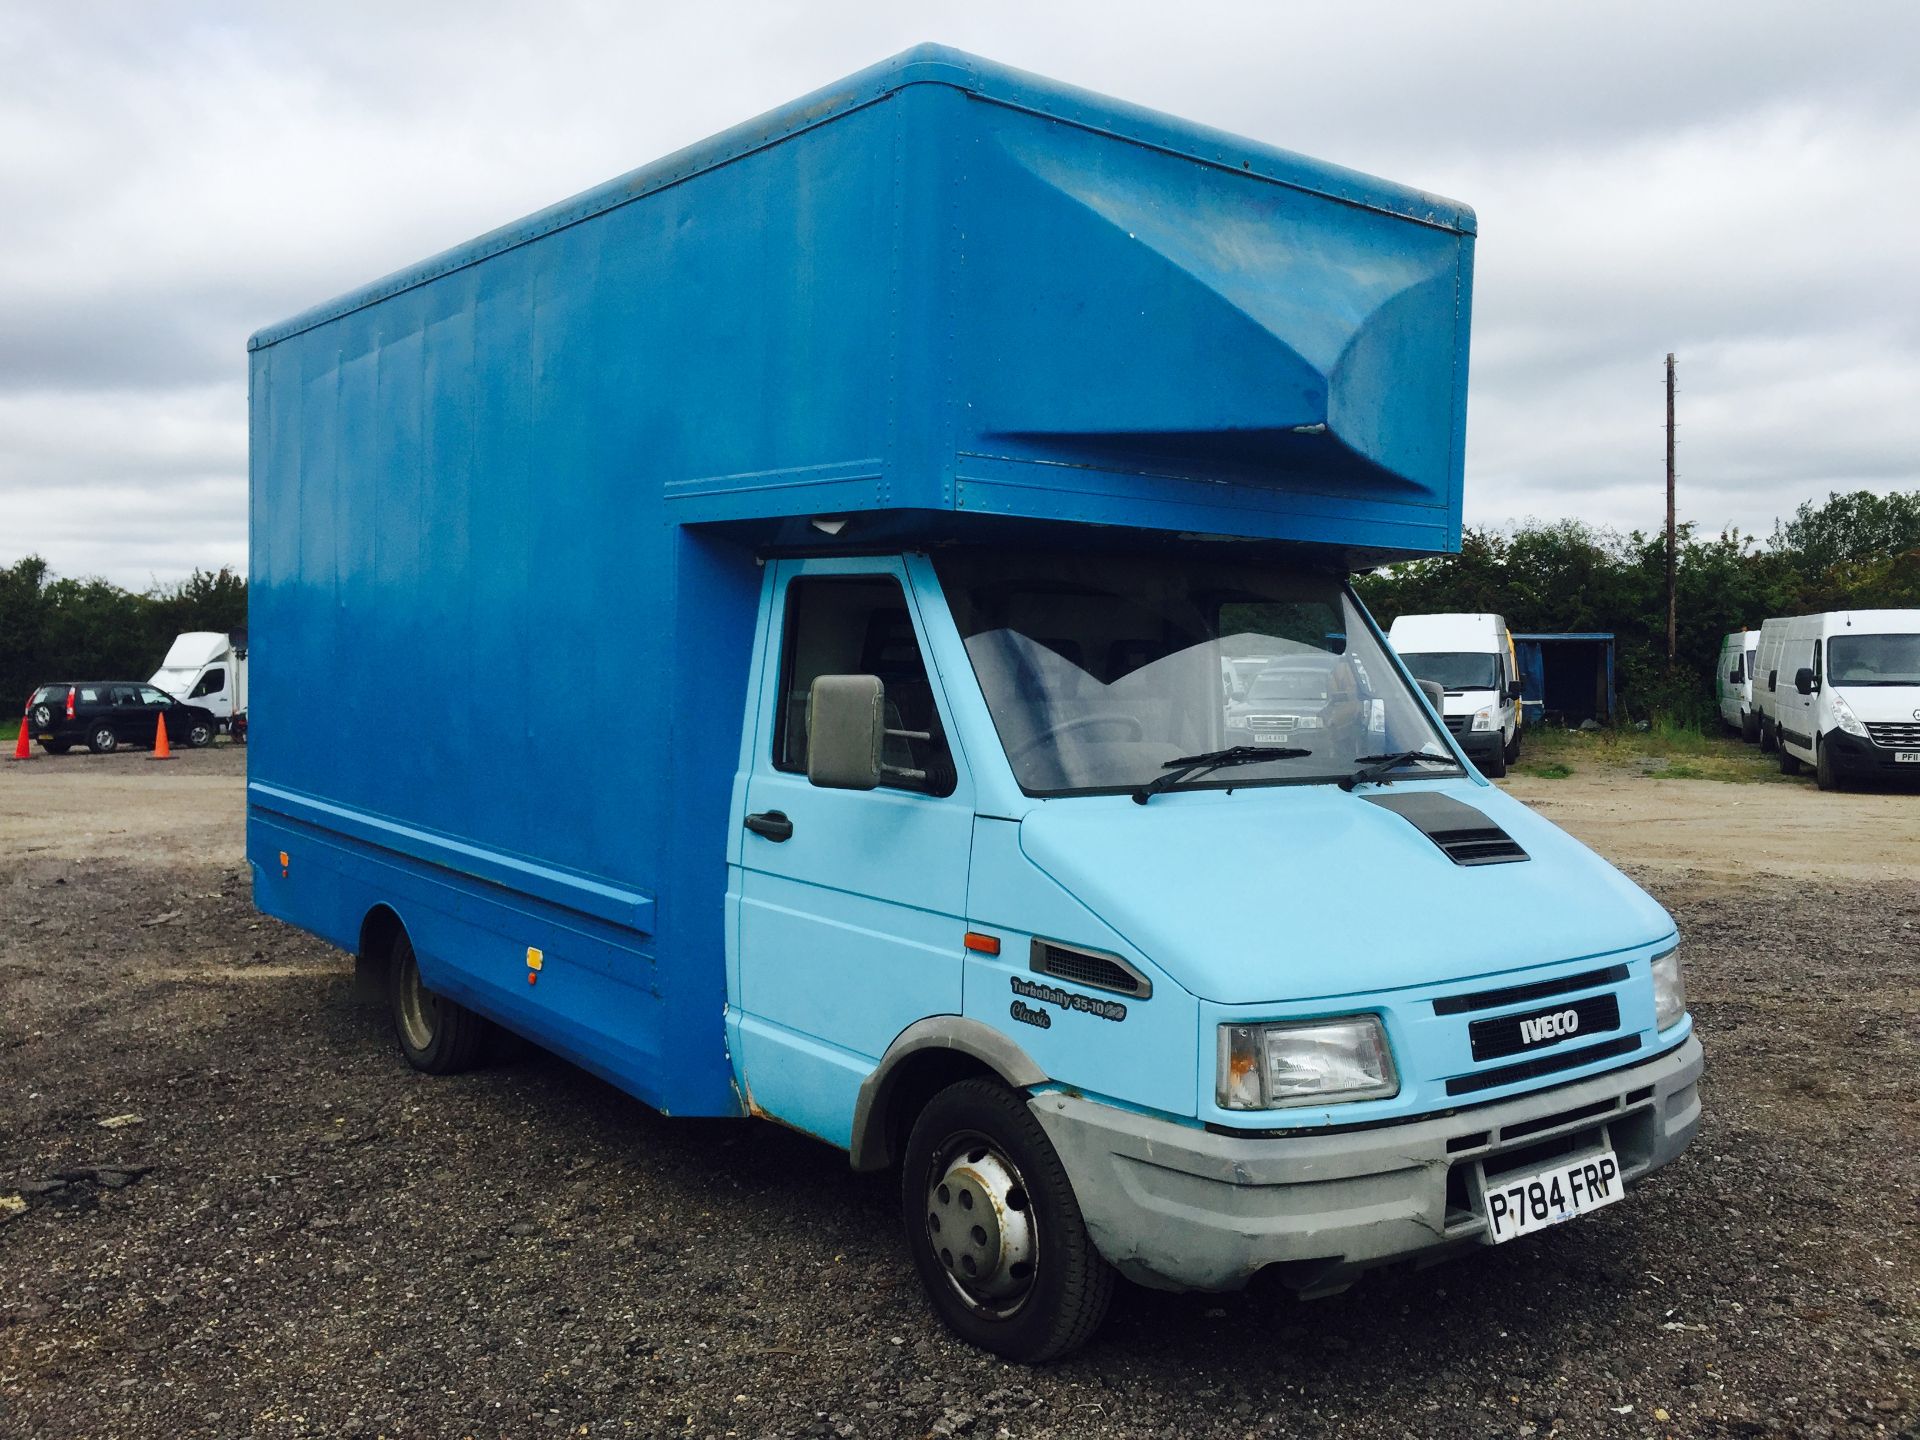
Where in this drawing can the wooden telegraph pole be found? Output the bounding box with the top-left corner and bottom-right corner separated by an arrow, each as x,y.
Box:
1665,353 -> 1677,665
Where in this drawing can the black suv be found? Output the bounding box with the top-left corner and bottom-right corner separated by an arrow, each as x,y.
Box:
24,682 -> 219,754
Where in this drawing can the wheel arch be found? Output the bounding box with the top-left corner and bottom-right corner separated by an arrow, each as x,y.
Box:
354,903 -> 409,1006
849,1017 -> 1048,1173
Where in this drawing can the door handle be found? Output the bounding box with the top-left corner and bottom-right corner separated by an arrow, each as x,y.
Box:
744,810 -> 794,842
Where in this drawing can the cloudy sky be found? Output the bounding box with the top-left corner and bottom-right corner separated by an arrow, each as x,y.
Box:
4,1 -> 1916,586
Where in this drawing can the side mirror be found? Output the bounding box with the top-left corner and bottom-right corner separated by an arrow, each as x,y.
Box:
1417,679 -> 1446,714
1794,667 -> 1817,696
1507,680 -> 1523,701
1768,670 -> 1778,692
806,675 -> 886,790
1728,668 -> 1742,684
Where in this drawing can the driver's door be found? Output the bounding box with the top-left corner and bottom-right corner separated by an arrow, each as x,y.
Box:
730,558 -> 973,1149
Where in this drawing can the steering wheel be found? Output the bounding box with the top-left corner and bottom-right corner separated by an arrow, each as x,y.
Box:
1009,713 -> 1146,762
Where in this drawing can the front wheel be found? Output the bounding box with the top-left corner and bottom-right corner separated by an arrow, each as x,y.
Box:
388,930 -> 489,1074
40,741 -> 71,755
1815,736 -> 1843,792
184,720 -> 214,748
1479,741 -> 1508,779
901,1079 -> 1113,1363
1778,744 -> 1802,776
1503,729 -> 1521,765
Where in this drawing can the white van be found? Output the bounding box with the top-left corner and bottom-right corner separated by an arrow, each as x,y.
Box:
1715,629 -> 1761,741
1387,612 -> 1522,777
150,630 -> 248,731
1764,610 -> 1920,789
1752,617 -> 1791,752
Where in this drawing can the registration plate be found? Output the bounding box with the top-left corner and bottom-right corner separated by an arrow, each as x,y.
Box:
1897,752 -> 1920,764
1484,1149 -> 1622,1244
1252,731 -> 1294,746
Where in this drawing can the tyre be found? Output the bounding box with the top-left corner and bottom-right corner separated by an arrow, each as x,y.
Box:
1778,744 -> 1802,776
901,1078 -> 1114,1363
1479,742 -> 1507,779
1815,736 -> 1842,792
184,720 -> 214,748
1741,710 -> 1760,744
40,741 -> 71,755
1758,719 -> 1776,754
88,724 -> 118,754
388,929 -> 489,1075
1503,729 -> 1521,765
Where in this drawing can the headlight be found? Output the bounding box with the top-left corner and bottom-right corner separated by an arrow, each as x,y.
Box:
1471,706 -> 1498,731
1217,1017 -> 1399,1110
1830,692 -> 1867,738
1652,948 -> 1686,1030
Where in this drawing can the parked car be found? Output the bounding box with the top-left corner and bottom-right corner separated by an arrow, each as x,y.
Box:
23,682 -> 218,754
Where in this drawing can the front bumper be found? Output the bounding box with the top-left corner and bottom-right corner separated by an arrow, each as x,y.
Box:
1032,1034 -> 1702,1295
1823,729 -> 1920,777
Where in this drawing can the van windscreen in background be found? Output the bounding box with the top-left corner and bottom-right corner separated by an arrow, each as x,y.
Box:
1399,651 -> 1501,692
933,549 -> 1456,797
1828,633 -> 1920,686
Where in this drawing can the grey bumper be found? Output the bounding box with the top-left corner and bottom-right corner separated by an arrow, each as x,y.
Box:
1032,1035 -> 1703,1295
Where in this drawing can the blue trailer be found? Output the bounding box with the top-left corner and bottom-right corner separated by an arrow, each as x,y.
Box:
248,45 -> 1700,1360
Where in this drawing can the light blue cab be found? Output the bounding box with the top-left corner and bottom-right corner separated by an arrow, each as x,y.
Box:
247,46 -> 1699,1364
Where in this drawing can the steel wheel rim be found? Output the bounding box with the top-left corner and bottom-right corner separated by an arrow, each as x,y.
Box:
395,950 -> 437,1052
92,728 -> 114,749
190,725 -> 211,746
924,1129 -> 1039,1318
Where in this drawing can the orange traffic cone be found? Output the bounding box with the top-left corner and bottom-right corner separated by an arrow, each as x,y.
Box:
150,713 -> 174,760
8,717 -> 30,761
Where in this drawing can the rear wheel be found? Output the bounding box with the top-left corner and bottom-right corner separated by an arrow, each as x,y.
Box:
1741,710 -> 1760,744
1758,719 -> 1777,754
388,930 -> 489,1074
88,724 -> 118,754
901,1078 -> 1113,1363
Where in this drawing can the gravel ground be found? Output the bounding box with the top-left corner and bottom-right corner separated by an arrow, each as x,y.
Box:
1,748 -> 1915,1438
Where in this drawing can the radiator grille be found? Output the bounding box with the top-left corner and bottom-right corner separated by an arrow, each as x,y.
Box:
1865,721 -> 1920,748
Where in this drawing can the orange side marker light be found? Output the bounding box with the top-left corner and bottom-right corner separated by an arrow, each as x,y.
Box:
962,931 -> 1001,957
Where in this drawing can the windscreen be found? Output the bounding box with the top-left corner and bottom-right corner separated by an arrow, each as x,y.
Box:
1399,651 -> 1500,692
934,549 -> 1455,796
1828,633 -> 1920,686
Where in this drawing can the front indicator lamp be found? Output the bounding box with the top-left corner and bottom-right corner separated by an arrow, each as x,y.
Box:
1652,948 -> 1687,1030
1217,1016 -> 1399,1110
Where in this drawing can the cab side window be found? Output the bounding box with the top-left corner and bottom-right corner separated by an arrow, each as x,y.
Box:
773,577 -> 957,797
191,667 -> 225,699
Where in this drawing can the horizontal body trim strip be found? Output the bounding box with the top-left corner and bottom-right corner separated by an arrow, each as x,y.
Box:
248,782 -> 655,933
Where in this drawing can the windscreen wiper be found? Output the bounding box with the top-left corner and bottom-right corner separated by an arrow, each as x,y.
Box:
1338,750 -> 1456,792
1131,745 -> 1310,805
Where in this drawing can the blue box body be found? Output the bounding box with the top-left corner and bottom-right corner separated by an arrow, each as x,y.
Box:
247,46 -> 1475,1118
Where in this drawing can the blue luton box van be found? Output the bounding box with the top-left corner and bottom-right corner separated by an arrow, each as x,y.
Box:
247,45 -> 1701,1360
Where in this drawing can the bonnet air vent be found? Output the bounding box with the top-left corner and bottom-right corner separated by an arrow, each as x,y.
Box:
1031,940 -> 1152,998
1361,792 -> 1529,866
